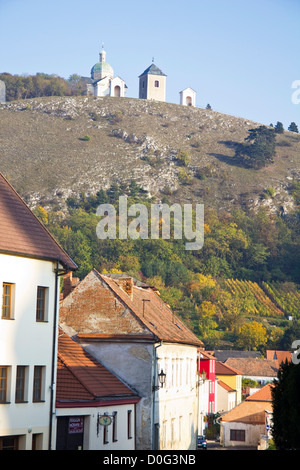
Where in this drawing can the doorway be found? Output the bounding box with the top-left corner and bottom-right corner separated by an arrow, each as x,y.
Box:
56,416 -> 84,450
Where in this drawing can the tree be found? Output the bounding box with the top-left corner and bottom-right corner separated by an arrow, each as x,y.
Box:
271,360 -> 300,449
68,74 -> 86,95
236,321 -> 267,350
288,122 -> 299,133
274,121 -> 284,133
234,126 -> 276,169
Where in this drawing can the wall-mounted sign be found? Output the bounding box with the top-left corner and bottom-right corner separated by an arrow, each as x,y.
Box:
98,415 -> 112,426
69,417 -> 84,434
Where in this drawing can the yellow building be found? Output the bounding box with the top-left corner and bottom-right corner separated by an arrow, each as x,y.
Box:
139,61 -> 166,102
215,361 -> 242,404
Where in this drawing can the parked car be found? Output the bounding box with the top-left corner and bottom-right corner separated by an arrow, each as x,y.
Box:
197,435 -> 207,450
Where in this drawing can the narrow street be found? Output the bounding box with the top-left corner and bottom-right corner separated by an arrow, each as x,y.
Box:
206,440 -> 257,450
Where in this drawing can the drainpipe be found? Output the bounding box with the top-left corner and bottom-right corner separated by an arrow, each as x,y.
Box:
49,262 -> 67,450
152,341 -> 162,450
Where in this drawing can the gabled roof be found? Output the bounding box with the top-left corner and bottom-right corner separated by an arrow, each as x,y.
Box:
220,384 -> 273,424
139,63 -> 166,77
211,349 -> 261,363
224,358 -> 278,378
200,350 -> 216,361
0,172 -> 77,270
215,361 -> 242,376
56,329 -> 138,406
217,379 -> 236,393
60,269 -> 203,348
246,383 -> 273,402
266,350 -> 292,365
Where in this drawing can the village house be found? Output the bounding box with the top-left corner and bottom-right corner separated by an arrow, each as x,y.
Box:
55,329 -> 139,450
59,270 -> 204,450
216,380 -> 237,414
220,383 -> 273,449
0,172 -> 76,450
215,361 -> 242,405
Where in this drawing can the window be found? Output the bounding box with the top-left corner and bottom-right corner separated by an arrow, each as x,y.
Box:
2,283 -> 14,319
15,366 -> 27,403
36,287 -> 48,322
127,410 -> 132,439
154,80 -> 159,87
230,429 -> 245,441
0,436 -> 18,450
0,367 -> 9,403
33,366 -> 44,402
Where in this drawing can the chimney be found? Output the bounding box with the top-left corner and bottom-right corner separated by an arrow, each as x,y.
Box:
63,271 -> 79,298
117,277 -> 133,300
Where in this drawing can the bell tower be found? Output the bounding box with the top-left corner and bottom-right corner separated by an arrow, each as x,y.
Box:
138,60 -> 166,102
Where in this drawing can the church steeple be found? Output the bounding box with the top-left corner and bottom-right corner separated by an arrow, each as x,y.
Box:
99,43 -> 106,63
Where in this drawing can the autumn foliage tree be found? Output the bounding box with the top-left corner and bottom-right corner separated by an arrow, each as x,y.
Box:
236,321 -> 268,350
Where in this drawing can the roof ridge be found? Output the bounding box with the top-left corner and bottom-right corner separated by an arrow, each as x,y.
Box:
99,270 -> 202,346
0,172 -> 77,270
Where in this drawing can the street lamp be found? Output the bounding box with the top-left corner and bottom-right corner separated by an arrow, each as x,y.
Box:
158,369 -> 166,387
153,369 -> 166,390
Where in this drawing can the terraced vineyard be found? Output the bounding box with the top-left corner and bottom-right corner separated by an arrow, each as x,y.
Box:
224,279 -> 284,318
262,282 -> 300,320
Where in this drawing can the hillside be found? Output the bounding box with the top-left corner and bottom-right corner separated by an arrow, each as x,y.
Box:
1,95 -> 299,214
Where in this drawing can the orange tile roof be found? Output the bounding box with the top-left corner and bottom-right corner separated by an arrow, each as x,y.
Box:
56,329 -> 138,404
0,172 -> 77,270
246,383 -> 274,402
266,350 -> 292,365
221,384 -> 273,423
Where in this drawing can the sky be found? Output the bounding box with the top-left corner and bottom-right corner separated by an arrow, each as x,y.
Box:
0,0 -> 299,128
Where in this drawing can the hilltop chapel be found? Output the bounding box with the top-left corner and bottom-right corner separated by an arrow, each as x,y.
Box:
85,45 -> 127,98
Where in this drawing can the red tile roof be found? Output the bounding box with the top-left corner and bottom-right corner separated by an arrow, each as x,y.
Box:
215,361 -> 242,376
56,329 -> 138,405
101,272 -> 203,347
0,172 -> 77,270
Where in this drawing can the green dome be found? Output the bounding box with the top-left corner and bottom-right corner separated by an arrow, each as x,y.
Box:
91,61 -> 114,80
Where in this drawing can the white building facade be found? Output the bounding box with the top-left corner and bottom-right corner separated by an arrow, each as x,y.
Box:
0,172 -> 76,450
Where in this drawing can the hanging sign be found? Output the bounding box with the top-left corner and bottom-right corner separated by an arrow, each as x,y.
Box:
98,415 -> 112,426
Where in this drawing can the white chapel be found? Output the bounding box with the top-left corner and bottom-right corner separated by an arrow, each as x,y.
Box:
85,45 -> 127,98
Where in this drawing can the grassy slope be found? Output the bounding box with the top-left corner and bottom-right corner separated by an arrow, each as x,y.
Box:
0,95 -> 299,214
